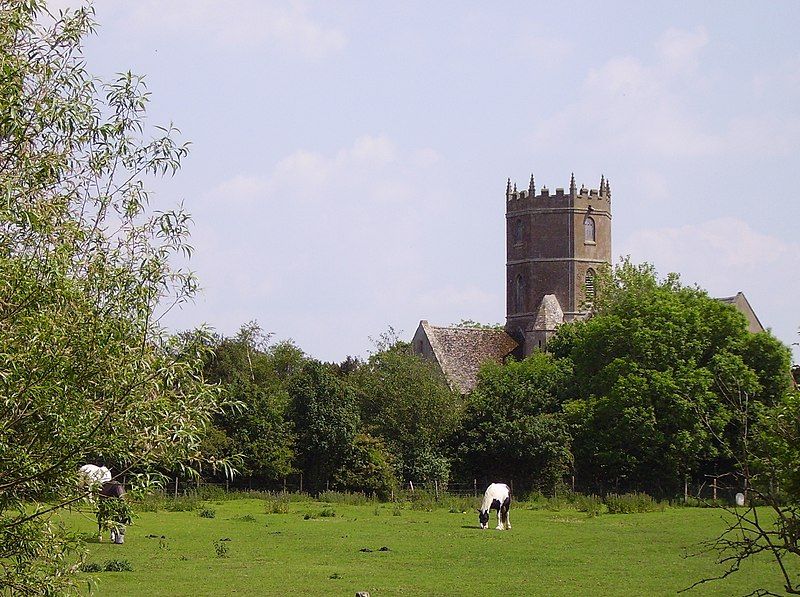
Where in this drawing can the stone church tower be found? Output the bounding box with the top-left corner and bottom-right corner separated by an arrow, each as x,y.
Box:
505,173 -> 612,356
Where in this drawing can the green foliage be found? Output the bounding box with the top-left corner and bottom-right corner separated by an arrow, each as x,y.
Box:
332,434 -> 397,497
456,352 -> 573,490
79,562 -> 102,573
552,258 -> 792,495
352,341 -> 462,484
317,491 -> 375,506
103,560 -> 133,572
604,493 -> 665,514
97,499 -> 133,537
0,4 -> 234,591
202,325 -> 299,482
198,509 -> 216,519
213,541 -> 229,559
288,360 -> 360,490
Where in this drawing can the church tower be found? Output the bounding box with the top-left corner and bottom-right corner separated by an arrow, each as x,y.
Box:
505,173 -> 612,356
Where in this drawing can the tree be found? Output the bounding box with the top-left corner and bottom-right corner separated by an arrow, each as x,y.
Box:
0,4 -> 230,593
684,386 -> 800,595
201,324 -> 298,483
288,360 -> 360,490
352,341 -> 463,485
550,259 -> 792,495
455,352 -> 573,491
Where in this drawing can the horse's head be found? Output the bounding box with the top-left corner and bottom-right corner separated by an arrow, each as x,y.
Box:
477,508 -> 490,529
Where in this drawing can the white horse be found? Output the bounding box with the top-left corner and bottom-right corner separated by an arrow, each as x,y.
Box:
478,483 -> 511,530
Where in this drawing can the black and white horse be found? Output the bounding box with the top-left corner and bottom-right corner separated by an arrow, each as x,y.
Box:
477,483 -> 511,530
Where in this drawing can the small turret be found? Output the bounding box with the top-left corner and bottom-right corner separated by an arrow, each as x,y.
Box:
605,178 -> 611,198
599,174 -> 605,196
506,178 -> 512,200
569,172 -> 576,195
528,174 -> 535,197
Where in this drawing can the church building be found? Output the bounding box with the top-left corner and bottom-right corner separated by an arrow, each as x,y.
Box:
412,172 -> 762,394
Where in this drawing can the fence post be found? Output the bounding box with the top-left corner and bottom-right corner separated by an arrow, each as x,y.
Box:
174,476 -> 178,499
474,479 -> 477,498
684,479 -> 688,503
409,480 -> 414,493
299,472 -> 303,494
283,477 -> 287,494
434,480 -> 439,501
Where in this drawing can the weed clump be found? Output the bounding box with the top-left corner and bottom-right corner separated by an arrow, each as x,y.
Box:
199,508 -> 216,519
605,492 -> 665,514
104,559 -> 133,572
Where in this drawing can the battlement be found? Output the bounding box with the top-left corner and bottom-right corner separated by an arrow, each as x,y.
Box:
506,173 -> 611,211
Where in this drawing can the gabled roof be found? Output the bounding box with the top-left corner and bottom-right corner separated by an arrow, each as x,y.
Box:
716,291 -> 764,334
415,321 -> 518,394
530,294 -> 564,331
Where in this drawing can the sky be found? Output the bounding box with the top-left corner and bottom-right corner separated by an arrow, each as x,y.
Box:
49,1 -> 800,363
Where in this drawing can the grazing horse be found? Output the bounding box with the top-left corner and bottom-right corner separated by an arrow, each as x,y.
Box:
98,480 -> 128,544
478,483 -> 511,530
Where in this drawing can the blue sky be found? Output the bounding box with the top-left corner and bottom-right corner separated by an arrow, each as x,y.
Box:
52,1 -> 800,363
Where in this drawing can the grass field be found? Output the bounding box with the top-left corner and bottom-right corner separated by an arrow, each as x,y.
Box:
59,496 -> 794,596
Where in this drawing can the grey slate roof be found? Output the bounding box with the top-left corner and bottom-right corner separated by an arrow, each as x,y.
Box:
421,322 -> 518,394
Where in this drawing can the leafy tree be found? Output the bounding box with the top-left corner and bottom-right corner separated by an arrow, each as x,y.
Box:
455,352 -> 573,490
202,324 -> 298,482
0,4 -> 230,592
550,259 -> 792,495
352,341 -> 462,485
332,433 -> 397,496
288,360 -> 360,490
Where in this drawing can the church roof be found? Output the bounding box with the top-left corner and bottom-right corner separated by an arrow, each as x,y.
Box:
530,294 -> 564,331
415,321 -> 518,394
716,291 -> 764,334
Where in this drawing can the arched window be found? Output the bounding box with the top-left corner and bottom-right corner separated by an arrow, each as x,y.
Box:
515,274 -> 525,312
585,268 -> 596,302
514,218 -> 523,243
584,216 -> 596,243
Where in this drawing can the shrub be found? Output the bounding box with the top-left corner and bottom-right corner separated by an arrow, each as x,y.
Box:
199,509 -> 216,519
214,541 -> 229,558
317,491 -> 373,505
319,508 -> 336,517
605,492 -> 664,514
264,496 -> 291,514
164,495 -> 205,512
103,560 -> 133,572
575,494 -> 604,517
80,562 -> 102,573
197,485 -> 232,502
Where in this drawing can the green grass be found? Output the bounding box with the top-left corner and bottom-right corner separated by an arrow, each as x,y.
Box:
59,498 -> 796,596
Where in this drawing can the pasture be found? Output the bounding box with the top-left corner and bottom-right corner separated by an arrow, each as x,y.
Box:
60,495 -> 792,596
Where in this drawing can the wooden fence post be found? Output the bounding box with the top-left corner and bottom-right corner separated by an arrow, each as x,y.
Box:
474,479 -> 477,498
174,476 -> 178,499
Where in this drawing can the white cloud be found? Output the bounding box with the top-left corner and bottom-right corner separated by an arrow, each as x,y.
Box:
174,135 -> 498,359
80,0 -> 346,58
531,26 -> 800,159
622,218 -> 800,360
656,26 -> 708,73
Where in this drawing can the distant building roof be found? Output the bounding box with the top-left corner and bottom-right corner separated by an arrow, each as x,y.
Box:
412,321 -> 518,394
717,291 -> 764,334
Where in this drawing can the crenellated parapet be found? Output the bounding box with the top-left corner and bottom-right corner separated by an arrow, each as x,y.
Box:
506,173 -> 611,213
